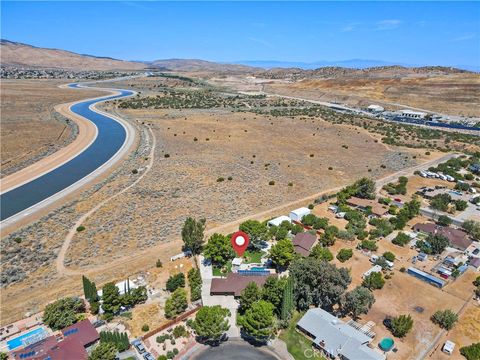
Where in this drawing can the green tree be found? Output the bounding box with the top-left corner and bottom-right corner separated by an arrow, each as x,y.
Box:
460,343 -> 480,360
430,193 -> 452,212
166,273 -> 186,292
280,277 -> 294,323
336,248 -> 353,263
262,277 -> 285,312
362,272 -> 385,290
269,238 -> 295,268
437,215 -> 452,226
203,233 -> 235,266
102,282 -> 121,316
89,342 -> 117,360
182,217 -> 206,255
82,275 -> 99,303
360,239 -> 378,251
383,251 -> 396,262
239,220 -> 269,250
193,305 -> 231,343
43,297 -> 85,330
290,257 -> 351,310
188,268 -> 202,302
1,353 -> 8,360
462,220 -> 480,241
391,314 -> 414,338
392,232 -> 410,247
341,286 -> 375,319
431,309 -> 458,330
165,288 -> 188,319
425,233 -> 449,255
239,282 -> 261,314
309,245 -> 333,261
238,300 -> 275,342
354,177 -> 376,200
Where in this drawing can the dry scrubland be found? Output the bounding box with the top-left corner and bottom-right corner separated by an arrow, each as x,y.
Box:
0,79 -> 103,175
265,73 -> 480,117
63,105 -> 420,269
0,74 -> 465,328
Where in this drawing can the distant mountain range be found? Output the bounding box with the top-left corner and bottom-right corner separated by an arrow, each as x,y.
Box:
1,39 -> 477,73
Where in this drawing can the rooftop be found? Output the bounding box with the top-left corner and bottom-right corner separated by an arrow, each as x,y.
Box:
292,232 -> 317,256
297,308 -> 385,360
413,223 -> 473,251
346,197 -> 388,217
210,273 -> 276,296
61,320 -> 99,347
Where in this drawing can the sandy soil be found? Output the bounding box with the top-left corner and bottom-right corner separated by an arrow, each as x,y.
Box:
1,79 -> 104,175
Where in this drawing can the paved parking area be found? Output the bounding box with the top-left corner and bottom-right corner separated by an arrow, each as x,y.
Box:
199,256 -> 240,338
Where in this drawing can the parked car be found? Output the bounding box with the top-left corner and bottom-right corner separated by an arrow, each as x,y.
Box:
133,340 -> 146,354
383,317 -> 392,329
92,320 -> 105,328
143,353 -> 155,360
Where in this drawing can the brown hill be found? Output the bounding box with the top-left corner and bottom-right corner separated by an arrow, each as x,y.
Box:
150,58 -> 260,74
1,39 -> 147,71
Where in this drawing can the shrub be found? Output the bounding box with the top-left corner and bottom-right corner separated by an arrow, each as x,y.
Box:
142,324 -> 149,332
166,273 -> 185,292
308,204 -> 314,210
336,249 -> 353,263
269,180 -> 275,185
400,267 -> 406,273
391,314 -> 414,338
431,309 -> 458,330
14,237 -> 22,244
360,239 -> 378,251
460,343 -> 480,360
173,325 -> 188,338
131,169 -> 138,174
362,272 -> 385,290
76,226 -> 86,232
156,259 -> 163,268
392,232 -> 410,247
288,182 -> 293,187
383,251 -> 395,262
164,154 -> 170,158
436,215 -> 452,226
216,177 -> 225,182
228,176 -> 233,181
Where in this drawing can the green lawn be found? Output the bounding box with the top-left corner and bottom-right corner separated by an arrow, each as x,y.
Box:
212,261 -> 232,277
279,312 -> 325,360
243,250 -> 264,264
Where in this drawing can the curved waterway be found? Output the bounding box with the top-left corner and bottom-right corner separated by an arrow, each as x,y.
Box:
0,84 -> 134,221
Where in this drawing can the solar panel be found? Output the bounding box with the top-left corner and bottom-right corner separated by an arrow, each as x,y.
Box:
64,328 -> 79,336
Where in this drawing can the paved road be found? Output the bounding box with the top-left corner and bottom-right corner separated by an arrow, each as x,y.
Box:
188,342 -> 279,360
0,81 -> 136,227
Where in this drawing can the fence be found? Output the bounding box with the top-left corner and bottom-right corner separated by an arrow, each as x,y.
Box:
141,305 -> 202,341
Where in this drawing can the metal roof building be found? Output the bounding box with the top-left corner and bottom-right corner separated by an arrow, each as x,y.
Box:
297,308 -> 385,360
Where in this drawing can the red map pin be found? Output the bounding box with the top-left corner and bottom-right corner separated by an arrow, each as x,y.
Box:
231,231 -> 249,257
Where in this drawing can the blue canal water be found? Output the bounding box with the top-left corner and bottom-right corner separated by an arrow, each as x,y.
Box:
0,85 -> 134,221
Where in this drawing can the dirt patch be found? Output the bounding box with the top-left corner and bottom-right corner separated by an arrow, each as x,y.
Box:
0,79 -> 104,174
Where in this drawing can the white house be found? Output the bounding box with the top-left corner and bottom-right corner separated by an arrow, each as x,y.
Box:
97,279 -> 139,297
399,109 -> 428,119
267,215 -> 292,227
289,207 -> 311,222
367,104 -> 384,113
362,265 -> 382,279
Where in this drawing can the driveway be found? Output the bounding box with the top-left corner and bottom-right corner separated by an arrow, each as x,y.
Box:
188,341 -> 280,360
199,256 -> 240,338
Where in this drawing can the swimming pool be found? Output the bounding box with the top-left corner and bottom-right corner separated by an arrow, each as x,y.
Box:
7,328 -> 47,350
379,337 -> 395,351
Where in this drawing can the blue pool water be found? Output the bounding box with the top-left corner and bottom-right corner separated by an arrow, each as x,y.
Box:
379,337 -> 395,352
250,267 -> 267,271
7,328 -> 46,350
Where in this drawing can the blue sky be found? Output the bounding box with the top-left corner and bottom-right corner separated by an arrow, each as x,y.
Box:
2,1 -> 479,67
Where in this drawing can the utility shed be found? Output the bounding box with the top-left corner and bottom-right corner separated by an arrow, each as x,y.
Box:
267,215 -> 291,227
289,207 -> 310,222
